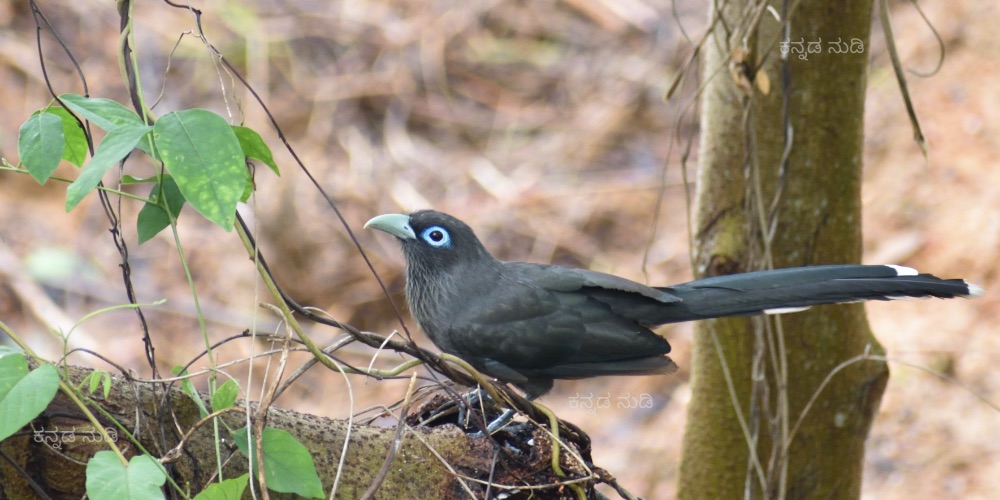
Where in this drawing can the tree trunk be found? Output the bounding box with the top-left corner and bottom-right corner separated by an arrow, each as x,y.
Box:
677,1 -> 887,498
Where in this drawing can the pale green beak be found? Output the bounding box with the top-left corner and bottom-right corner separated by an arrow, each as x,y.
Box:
364,213 -> 416,240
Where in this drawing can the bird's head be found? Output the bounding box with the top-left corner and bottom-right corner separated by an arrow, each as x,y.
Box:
365,210 -> 497,274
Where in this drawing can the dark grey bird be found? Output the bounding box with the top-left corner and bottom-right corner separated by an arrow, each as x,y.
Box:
366,210 -> 980,399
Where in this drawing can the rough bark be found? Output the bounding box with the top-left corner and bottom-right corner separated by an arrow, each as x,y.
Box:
678,1 -> 887,498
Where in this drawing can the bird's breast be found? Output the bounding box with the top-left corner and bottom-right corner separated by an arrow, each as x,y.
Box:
404,263 -> 494,353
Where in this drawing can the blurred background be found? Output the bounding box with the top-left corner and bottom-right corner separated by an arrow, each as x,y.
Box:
0,0 -> 997,498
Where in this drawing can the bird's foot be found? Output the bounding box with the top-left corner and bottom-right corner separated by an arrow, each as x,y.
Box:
469,408 -> 520,438
452,387 -> 526,437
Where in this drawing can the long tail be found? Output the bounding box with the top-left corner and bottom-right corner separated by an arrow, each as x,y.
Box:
657,264 -> 980,323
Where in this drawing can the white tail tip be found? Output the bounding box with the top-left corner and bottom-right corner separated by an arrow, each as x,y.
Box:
764,306 -> 813,315
886,264 -> 918,276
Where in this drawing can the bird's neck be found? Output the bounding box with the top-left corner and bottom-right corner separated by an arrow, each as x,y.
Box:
404,254 -> 502,341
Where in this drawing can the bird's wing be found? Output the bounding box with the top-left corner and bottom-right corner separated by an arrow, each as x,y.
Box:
505,262 -> 680,303
502,262 -> 695,325
444,263 -> 673,380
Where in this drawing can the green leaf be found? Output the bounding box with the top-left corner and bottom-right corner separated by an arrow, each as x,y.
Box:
102,372 -> 112,398
232,126 -> 279,176
81,370 -> 113,398
86,452 -> 167,500
18,112 -> 65,184
239,175 -> 255,203
193,474 -> 249,500
45,106 -> 89,167
58,94 -> 159,159
66,124 -> 153,211
171,366 -> 208,418
211,379 -> 239,411
59,94 -> 145,131
233,427 -> 324,498
0,355 -> 60,442
137,177 -> 186,244
0,346 -> 23,357
153,110 -> 247,231
85,370 -> 102,394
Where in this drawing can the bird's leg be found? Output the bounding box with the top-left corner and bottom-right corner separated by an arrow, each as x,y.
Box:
479,408 -> 517,436
471,381 -> 551,436
473,393 -> 542,437
455,387 -> 488,428
456,387 -> 519,436
475,379 -> 552,435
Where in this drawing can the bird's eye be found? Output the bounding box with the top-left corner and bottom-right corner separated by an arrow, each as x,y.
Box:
420,226 -> 451,248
